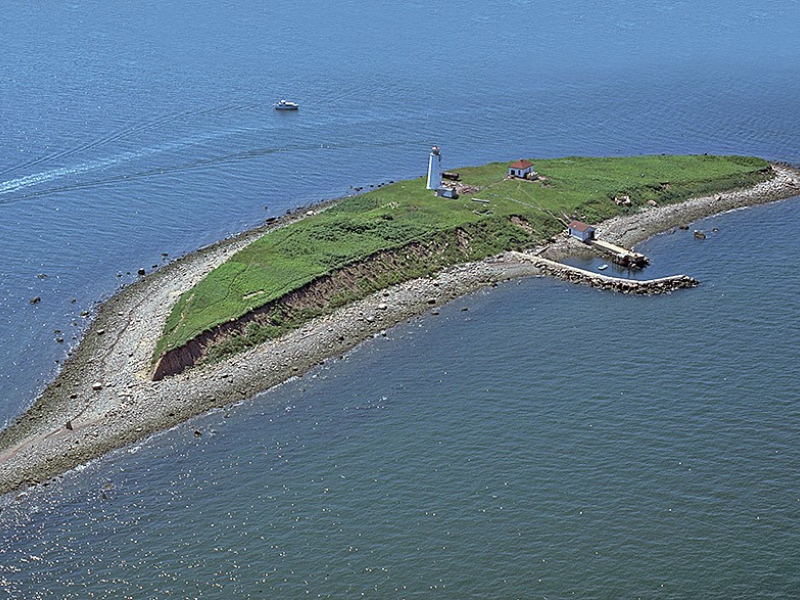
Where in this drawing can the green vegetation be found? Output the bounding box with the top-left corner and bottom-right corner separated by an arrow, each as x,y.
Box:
155,154 -> 771,361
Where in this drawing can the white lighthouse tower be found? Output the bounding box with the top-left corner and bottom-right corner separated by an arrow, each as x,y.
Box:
426,146 -> 442,190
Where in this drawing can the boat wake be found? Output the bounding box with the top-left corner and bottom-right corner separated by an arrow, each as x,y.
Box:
0,135 -> 426,204
0,102 -> 254,180
0,101 -> 430,205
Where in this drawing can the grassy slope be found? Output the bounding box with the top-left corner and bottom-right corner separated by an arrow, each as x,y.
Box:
155,155 -> 771,357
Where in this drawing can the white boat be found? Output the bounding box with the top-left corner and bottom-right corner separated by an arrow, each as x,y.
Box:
274,100 -> 299,111
598,264 -> 608,271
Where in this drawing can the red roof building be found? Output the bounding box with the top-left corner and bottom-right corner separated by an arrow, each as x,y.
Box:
508,159 -> 536,179
568,220 -> 596,242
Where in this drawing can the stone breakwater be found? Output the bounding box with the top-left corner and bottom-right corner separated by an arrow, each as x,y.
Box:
514,254 -> 699,294
1,163 -> 799,496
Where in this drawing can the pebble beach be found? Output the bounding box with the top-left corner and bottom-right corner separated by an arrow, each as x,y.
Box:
1,163 -> 798,496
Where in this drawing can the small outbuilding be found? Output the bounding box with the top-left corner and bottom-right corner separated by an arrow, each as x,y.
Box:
568,220 -> 596,242
508,159 -> 536,179
436,186 -> 459,199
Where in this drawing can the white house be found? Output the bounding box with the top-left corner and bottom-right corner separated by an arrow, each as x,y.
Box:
508,159 -> 535,179
568,220 -> 596,242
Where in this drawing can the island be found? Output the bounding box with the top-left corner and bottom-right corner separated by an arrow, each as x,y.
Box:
1,154 -> 799,495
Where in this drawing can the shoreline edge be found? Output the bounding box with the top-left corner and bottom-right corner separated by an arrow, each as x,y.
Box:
1,162 -> 799,497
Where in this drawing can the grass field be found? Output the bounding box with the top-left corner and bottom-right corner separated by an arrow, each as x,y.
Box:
155,154 -> 771,359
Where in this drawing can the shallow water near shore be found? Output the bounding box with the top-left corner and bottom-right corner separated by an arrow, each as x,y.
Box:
2,198 -> 800,597
2,0 -> 800,597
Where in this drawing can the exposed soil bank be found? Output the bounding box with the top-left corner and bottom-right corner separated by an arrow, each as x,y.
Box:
152,234 -> 489,381
1,164 -> 798,496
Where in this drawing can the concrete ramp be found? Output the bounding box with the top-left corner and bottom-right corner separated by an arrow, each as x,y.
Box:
587,239 -> 649,268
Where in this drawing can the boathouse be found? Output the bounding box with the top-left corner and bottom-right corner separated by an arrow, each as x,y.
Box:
508,159 -> 535,179
568,220 -> 596,242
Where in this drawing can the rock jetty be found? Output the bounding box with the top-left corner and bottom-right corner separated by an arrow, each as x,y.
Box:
515,255 -> 698,294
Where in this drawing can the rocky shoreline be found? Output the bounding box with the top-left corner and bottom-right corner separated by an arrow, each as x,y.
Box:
1,163 -> 798,496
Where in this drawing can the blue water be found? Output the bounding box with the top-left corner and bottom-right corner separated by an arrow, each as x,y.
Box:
2,1 -> 800,597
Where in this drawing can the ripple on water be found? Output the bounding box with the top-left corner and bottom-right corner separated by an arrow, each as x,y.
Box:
1,0 -> 800,597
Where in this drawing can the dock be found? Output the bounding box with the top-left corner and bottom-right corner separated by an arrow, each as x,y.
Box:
587,239 -> 649,269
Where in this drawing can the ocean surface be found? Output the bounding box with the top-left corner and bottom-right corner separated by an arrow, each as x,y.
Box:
2,1 -> 800,597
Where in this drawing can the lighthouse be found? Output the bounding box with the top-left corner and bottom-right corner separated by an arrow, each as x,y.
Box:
426,146 -> 442,190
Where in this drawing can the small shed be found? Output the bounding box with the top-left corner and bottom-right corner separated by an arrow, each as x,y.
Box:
436,186 -> 459,199
568,220 -> 596,242
508,159 -> 535,179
